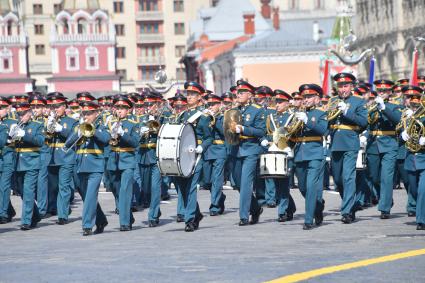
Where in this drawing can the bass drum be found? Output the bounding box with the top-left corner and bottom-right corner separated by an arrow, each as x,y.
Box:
259,152 -> 288,178
356,149 -> 367,170
156,123 -> 197,177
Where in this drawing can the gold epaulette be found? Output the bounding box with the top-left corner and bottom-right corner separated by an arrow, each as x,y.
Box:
251,103 -> 261,109
127,119 -> 137,124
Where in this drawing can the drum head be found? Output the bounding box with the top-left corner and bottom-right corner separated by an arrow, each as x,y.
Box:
178,124 -> 197,177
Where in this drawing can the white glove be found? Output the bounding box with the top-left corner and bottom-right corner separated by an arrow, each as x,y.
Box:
71,113 -> 80,120
117,125 -> 125,136
148,115 -> 155,121
260,139 -> 269,147
295,112 -> 308,124
337,101 -> 349,115
419,137 -> 425,146
139,126 -> 149,134
195,145 -> 203,153
283,146 -> 294,158
16,128 -> 25,138
359,135 -> 367,148
401,130 -> 410,142
405,109 -> 413,118
77,128 -> 82,138
375,97 -> 385,110
8,124 -> 18,136
235,125 -> 243,134
47,115 -> 55,124
54,123 -> 63,132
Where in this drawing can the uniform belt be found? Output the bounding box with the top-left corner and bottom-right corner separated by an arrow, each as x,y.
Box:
15,147 -> 40,152
240,135 -> 255,140
371,130 -> 396,136
111,147 -> 135,152
291,136 -> 322,143
46,142 -> 66,148
197,139 -> 202,145
213,140 -> 224,145
140,143 -> 156,149
330,124 -> 360,131
76,149 -> 103,154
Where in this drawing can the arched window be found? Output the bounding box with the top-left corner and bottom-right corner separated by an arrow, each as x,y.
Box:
63,19 -> 69,34
77,18 -> 87,34
66,46 -> 79,71
95,18 -> 103,34
85,46 -> 99,70
7,20 -> 13,36
0,48 -> 13,73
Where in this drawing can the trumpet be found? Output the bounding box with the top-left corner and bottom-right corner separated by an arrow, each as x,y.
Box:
109,116 -> 122,146
63,122 -> 96,153
45,111 -> 58,138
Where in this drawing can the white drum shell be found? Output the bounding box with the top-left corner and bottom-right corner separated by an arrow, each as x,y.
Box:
157,123 -> 197,177
259,152 -> 288,178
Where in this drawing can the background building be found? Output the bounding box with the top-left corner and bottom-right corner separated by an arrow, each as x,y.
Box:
354,0 -> 425,80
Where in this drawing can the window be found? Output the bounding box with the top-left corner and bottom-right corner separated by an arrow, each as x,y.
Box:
34,24 -> 44,35
139,0 -> 158,11
175,45 -> 185,57
95,18 -> 103,33
211,0 -> 219,7
66,46 -> 79,71
115,24 -> 125,36
35,44 -> 45,55
85,46 -> 99,70
0,48 -> 13,73
176,68 -> 185,80
113,1 -> 124,13
54,3 -> 62,14
117,69 -> 127,80
77,18 -> 87,34
140,66 -> 160,80
139,22 -> 159,34
289,0 -> 299,10
174,0 -> 184,12
141,46 -> 161,58
6,21 -> 12,36
174,23 -> 185,35
314,0 -> 324,9
116,47 -> 126,59
33,4 -> 43,15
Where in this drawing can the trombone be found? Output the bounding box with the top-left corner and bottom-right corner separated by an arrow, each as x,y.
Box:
63,122 -> 96,153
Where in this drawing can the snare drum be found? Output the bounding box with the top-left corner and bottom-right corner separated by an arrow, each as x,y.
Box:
156,123 -> 197,177
356,149 -> 367,170
259,152 -> 288,178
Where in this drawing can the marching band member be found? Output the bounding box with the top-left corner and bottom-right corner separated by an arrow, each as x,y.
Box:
28,93 -> 50,217
293,84 -> 328,230
0,97 -> 17,224
107,96 -> 139,231
65,101 -> 111,236
329,73 -> 368,224
138,92 -> 163,227
45,92 -> 78,224
13,102 -> 45,230
203,94 -> 226,216
401,87 -> 425,230
367,80 -> 402,219
175,81 -> 213,232
255,86 -> 277,207
261,89 -> 296,222
231,80 -> 265,226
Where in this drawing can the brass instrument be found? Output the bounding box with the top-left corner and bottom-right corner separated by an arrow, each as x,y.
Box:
396,108 -> 411,134
8,119 -> 25,144
273,107 -> 305,149
45,111 -> 58,138
223,109 -> 242,145
405,96 -> 425,153
367,102 -> 379,125
327,97 -> 343,121
63,122 -> 96,153
109,115 -> 122,146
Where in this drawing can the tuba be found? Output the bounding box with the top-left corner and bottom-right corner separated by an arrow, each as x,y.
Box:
223,109 -> 242,145
405,96 -> 425,153
327,97 -> 343,121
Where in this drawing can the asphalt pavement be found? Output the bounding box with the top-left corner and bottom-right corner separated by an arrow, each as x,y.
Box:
1,187 -> 424,283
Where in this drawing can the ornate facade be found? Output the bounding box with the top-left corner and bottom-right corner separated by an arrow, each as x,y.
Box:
355,0 -> 425,80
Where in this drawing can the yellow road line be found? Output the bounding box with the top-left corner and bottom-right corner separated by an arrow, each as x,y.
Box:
266,248 -> 425,283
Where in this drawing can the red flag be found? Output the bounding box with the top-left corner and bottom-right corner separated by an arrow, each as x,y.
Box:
410,48 -> 419,86
322,59 -> 330,96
